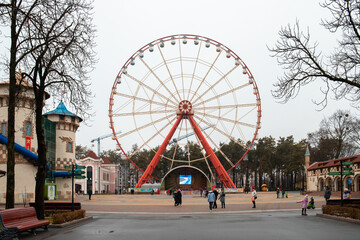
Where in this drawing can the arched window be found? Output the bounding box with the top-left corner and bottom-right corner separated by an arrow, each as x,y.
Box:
25,121 -> 32,137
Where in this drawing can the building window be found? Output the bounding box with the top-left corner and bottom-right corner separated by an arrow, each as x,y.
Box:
25,121 -> 32,137
1,122 -> 6,135
60,115 -> 65,121
66,141 -> 73,153
71,116 -> 75,122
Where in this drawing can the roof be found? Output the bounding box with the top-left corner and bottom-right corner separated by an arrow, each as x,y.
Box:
83,151 -> 100,160
43,100 -> 82,122
307,154 -> 360,171
102,157 -> 112,164
0,70 -> 50,99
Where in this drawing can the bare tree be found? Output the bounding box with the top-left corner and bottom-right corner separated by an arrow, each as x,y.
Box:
0,0 -> 39,209
308,109 -> 360,160
17,0 -> 96,218
269,0 -> 360,109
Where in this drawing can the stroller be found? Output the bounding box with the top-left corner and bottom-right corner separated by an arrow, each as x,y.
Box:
307,197 -> 315,209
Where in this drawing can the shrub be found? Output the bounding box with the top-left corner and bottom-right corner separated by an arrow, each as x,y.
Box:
51,209 -> 86,224
322,205 -> 360,220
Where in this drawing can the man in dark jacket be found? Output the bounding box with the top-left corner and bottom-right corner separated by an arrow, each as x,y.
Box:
324,186 -> 331,205
213,189 -> 218,209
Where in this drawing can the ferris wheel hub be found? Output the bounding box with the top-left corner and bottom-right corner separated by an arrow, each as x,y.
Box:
177,100 -> 193,115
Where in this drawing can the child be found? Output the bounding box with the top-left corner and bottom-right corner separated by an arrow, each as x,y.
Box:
307,197 -> 315,209
297,194 -> 309,215
285,191 -> 288,198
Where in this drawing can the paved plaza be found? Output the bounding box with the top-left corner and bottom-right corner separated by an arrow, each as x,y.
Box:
17,191 -> 360,240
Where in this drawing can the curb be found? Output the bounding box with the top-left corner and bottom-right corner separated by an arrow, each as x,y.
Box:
316,213 -> 360,225
49,216 -> 93,228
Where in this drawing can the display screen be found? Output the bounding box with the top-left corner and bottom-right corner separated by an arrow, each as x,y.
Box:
179,175 -> 192,185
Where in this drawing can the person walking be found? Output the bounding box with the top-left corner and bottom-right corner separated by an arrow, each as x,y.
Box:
213,189 -> 219,209
208,190 -> 215,212
297,194 -> 309,216
276,188 -> 279,198
200,188 -> 203,197
219,189 -> 226,208
251,187 -> 257,208
281,189 -> 285,198
88,189 -> 92,200
324,186 -> 331,204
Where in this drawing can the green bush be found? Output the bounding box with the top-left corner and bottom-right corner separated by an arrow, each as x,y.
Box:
322,205 -> 360,220
50,209 -> 86,224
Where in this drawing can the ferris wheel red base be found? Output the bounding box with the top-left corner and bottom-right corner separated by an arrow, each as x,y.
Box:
135,101 -> 236,188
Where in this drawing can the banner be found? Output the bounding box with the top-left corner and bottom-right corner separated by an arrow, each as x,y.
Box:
25,136 -> 31,150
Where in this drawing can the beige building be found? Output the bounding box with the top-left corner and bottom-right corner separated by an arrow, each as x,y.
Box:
0,76 -> 82,203
306,153 -> 360,193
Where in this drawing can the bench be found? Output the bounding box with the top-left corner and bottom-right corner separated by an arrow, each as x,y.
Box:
0,207 -> 49,239
29,201 -> 81,211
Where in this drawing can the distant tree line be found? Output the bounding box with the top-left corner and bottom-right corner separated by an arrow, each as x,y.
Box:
77,109 -> 360,191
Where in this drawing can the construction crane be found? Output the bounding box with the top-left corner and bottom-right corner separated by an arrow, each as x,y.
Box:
168,125 -> 213,145
91,131 -> 121,156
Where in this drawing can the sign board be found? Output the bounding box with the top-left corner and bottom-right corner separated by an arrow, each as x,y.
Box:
328,172 -> 341,175
25,136 -> 31,150
343,161 -> 354,166
48,185 -> 55,200
129,162 -> 135,170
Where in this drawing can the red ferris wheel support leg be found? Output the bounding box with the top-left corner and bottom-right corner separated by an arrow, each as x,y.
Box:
135,115 -> 183,188
188,116 -> 236,188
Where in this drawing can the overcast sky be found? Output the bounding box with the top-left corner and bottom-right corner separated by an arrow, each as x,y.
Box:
1,0 -> 353,153
72,0 -> 353,153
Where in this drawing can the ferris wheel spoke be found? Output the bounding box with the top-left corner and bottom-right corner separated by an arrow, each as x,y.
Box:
113,109 -> 174,117
170,120 -> 184,169
185,119 -> 191,165
195,110 -> 257,128
190,51 -> 222,102
193,82 -> 250,108
129,116 -> 177,158
193,103 -> 257,111
158,45 -> 182,101
125,73 -> 178,107
192,65 -> 239,105
139,57 -> 181,103
194,115 -> 247,149
201,129 -> 234,167
178,39 -> 185,100
114,92 -> 177,110
118,114 -> 172,139
187,41 -> 202,100
192,129 -> 215,180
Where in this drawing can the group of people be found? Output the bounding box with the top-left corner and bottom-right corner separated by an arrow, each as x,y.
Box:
207,189 -> 226,211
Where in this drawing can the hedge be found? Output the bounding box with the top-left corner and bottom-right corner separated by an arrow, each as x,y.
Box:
322,204 -> 360,220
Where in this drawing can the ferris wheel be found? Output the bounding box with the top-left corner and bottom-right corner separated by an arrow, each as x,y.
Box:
109,34 -> 261,188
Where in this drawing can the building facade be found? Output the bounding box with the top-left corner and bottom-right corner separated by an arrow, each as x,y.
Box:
307,154 -> 360,193
0,76 -> 82,203
75,151 -> 121,194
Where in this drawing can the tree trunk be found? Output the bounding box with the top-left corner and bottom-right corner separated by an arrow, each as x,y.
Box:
34,86 -> 46,219
6,0 -> 18,209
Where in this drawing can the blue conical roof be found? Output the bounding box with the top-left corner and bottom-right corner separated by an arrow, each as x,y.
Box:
305,145 -> 310,156
43,100 -> 82,122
